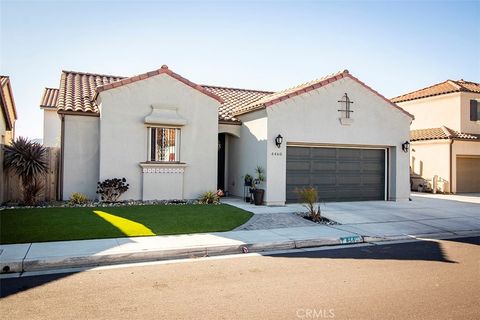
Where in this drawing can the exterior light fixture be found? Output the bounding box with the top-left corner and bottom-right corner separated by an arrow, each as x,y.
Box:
275,134 -> 283,148
402,141 -> 410,153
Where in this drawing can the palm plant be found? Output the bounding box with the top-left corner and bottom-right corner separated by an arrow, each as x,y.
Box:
3,137 -> 48,205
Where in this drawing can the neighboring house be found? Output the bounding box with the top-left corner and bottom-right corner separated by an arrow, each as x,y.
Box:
1,75 -> 18,204
0,76 -> 17,145
41,65 -> 413,203
392,80 -> 480,193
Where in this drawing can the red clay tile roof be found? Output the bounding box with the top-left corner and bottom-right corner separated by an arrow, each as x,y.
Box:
40,88 -> 59,108
411,126 -> 480,141
95,65 -> 223,104
391,80 -> 480,103
233,70 -> 414,119
53,68 -> 270,122
202,85 -> 273,122
50,67 -> 413,122
57,71 -> 125,114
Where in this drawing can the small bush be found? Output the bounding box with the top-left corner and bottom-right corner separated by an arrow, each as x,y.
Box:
96,178 -> 129,202
199,191 -> 220,204
69,192 -> 89,205
295,186 -> 322,222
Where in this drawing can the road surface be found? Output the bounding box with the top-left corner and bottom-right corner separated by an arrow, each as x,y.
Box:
1,236 -> 479,319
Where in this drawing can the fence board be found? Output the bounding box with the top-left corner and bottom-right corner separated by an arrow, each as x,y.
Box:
2,147 -> 60,203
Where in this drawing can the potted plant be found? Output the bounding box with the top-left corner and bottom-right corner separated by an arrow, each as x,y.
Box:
244,174 -> 253,187
252,166 -> 265,205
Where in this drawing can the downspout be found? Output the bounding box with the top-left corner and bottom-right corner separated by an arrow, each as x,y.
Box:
59,114 -> 65,201
449,139 -> 454,194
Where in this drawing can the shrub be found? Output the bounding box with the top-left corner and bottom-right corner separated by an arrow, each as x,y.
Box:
295,186 -> 322,222
200,191 -> 220,204
3,137 -> 48,205
69,192 -> 89,205
253,166 -> 265,189
96,178 -> 129,202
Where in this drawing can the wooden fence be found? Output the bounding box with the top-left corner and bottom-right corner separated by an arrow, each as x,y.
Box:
1,147 -> 60,203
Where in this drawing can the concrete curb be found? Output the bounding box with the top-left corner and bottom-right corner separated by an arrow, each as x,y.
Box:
1,237 -> 363,273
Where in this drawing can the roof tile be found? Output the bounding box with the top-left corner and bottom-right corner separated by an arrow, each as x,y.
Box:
392,80 -> 480,103
411,126 -> 480,141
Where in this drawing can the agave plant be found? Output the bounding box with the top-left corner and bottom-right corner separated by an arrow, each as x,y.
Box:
3,137 -> 48,205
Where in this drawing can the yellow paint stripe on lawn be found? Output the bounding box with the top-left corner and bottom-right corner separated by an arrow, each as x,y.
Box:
93,211 -> 156,236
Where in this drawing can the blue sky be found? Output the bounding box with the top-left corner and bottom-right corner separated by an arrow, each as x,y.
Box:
1,0 -> 479,139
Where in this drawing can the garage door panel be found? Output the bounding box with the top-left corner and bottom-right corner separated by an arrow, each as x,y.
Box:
456,157 -> 480,193
286,146 -> 386,202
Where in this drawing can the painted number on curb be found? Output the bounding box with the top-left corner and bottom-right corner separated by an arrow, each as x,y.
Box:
340,236 -> 362,244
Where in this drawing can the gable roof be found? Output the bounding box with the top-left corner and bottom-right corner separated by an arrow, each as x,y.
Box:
95,65 -> 223,104
0,75 -> 18,130
391,80 -> 480,103
44,66 -> 413,122
233,70 -> 414,119
411,126 -> 480,142
40,88 -> 59,108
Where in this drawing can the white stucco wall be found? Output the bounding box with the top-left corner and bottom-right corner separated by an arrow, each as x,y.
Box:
42,108 -> 61,147
397,93 -> 461,131
97,74 -> 219,200
62,115 -> 100,200
227,110 -> 268,198
460,92 -> 480,134
263,77 -> 412,204
411,140 -> 451,184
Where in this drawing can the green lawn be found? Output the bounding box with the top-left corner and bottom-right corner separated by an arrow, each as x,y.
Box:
0,204 -> 253,244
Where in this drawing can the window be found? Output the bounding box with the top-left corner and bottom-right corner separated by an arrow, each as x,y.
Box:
470,100 -> 479,121
149,127 -> 180,162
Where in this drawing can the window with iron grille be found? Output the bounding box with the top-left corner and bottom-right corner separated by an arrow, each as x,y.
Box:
149,127 -> 180,162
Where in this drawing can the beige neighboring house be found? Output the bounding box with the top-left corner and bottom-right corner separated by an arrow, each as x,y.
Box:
0,76 -> 17,145
41,65 -> 413,203
392,80 -> 480,193
1,75 -> 18,204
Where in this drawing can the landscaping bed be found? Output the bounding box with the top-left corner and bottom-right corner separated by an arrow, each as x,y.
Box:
0,204 -> 253,244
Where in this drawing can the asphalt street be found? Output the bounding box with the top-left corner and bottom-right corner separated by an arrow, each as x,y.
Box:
1,236 -> 479,320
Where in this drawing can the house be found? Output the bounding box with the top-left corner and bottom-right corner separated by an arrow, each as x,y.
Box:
392,80 -> 480,193
0,76 -> 17,145
1,75 -> 18,204
41,65 -> 413,204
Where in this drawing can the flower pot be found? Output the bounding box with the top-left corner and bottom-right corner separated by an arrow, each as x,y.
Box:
244,180 -> 252,187
253,189 -> 264,206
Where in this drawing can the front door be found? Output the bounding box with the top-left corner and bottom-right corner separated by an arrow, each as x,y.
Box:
217,133 -> 226,191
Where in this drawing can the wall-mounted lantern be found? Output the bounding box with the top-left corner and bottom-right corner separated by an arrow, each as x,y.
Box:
275,134 -> 283,148
402,141 -> 410,153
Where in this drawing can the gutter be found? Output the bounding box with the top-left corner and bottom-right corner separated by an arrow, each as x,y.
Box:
59,114 -> 65,200
449,139 -> 454,194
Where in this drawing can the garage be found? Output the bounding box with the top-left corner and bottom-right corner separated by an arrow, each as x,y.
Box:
286,146 -> 386,202
456,156 -> 480,193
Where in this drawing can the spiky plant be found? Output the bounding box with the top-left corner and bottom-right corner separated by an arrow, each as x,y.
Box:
3,137 -> 48,205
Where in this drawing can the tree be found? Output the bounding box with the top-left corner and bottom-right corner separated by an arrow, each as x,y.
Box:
3,137 -> 48,205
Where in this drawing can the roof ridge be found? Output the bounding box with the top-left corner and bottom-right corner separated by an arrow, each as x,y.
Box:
202,84 -> 274,94
62,70 -> 126,79
440,125 -> 455,138
446,80 -> 463,90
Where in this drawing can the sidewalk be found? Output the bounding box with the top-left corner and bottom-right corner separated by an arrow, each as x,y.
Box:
0,226 -> 362,273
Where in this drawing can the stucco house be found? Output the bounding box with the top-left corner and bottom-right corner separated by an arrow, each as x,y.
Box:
392,80 -> 480,193
41,65 -> 413,204
0,76 -> 17,145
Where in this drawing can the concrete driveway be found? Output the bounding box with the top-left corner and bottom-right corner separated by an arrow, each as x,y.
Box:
223,193 -> 480,239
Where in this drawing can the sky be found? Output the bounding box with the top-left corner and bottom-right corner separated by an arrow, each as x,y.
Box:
0,0 -> 479,140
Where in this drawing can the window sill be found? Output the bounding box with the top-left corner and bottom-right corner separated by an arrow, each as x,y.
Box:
339,117 -> 354,126
139,162 -> 187,174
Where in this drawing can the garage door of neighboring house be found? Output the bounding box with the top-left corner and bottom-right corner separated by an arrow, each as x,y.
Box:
286,146 -> 386,202
456,156 -> 480,193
